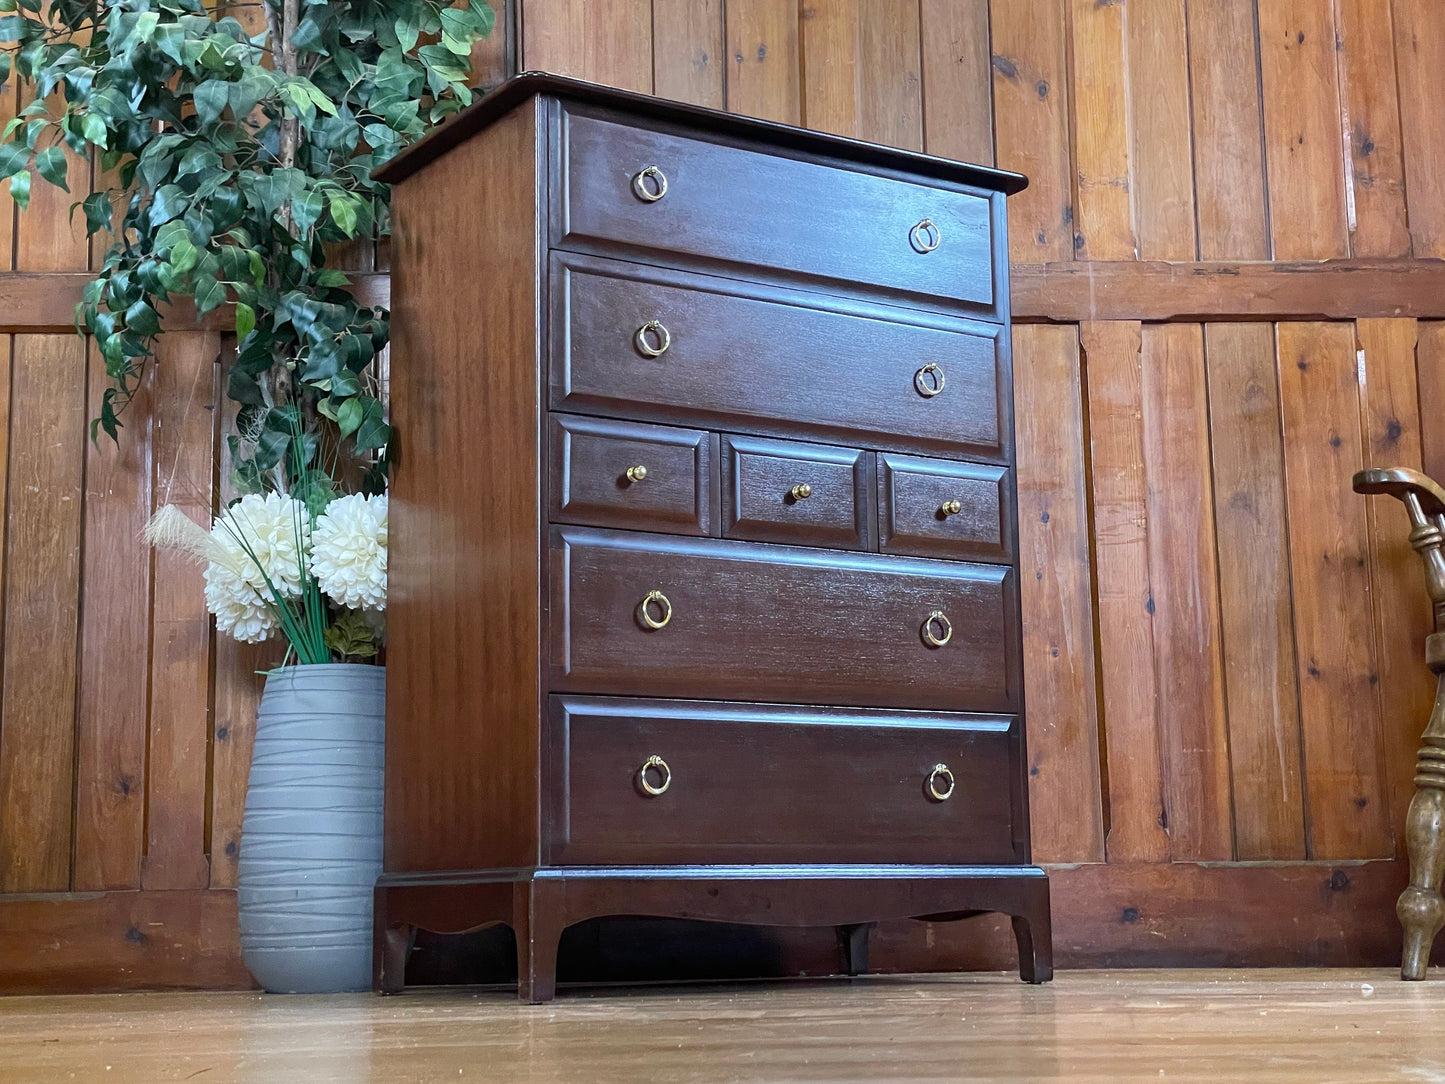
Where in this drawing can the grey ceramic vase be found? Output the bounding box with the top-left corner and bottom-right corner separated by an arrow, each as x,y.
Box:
238,663 -> 385,994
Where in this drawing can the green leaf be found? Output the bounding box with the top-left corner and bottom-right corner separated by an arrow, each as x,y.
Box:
234,300 -> 256,340
124,299 -> 161,337
471,0 -> 496,36
193,275 -> 227,316
0,140 -> 27,179
148,184 -> 188,227
394,8 -> 420,51
7,168 -> 29,210
35,145 -> 67,190
330,368 -> 361,396
315,268 -> 351,288
80,191 -> 113,236
336,396 -> 363,437
194,80 -> 230,127
328,191 -> 357,237
79,112 -> 106,148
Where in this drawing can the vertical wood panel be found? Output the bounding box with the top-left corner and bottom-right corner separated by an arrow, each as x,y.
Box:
1356,317 -> 1433,850
11,88 -> 89,272
798,0 -> 922,149
209,391 -> 267,890
1015,324 -> 1104,863
0,335 -> 85,892
470,0 -> 515,89
1258,0 -> 1350,259
1205,323 -> 1306,860
856,0 -> 922,151
1127,0 -> 1196,261
1067,0 -> 1134,260
1277,321 -> 1390,859
918,0 -> 994,165
0,66 -> 15,270
799,0 -> 861,138
140,334 -> 218,891
652,0 -> 725,107
1187,0 -> 1270,259
1392,0 -> 1445,258
1083,320 -> 1169,863
522,0 -> 654,91
1332,0 -> 1409,257
73,346 -> 154,890
1420,322 -> 1445,484
724,0 -> 801,124
1141,323 -> 1232,860
990,0 -> 1073,263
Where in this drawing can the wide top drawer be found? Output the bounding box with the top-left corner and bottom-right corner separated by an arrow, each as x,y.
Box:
552,106 -> 1000,312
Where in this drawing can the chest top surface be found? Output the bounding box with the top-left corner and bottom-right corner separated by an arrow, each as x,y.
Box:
372,71 -> 1027,196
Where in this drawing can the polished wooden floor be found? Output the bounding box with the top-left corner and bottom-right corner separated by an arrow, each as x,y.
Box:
1,969 -> 1441,1082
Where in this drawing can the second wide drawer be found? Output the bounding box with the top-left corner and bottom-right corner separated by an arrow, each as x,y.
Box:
548,526 -> 1018,712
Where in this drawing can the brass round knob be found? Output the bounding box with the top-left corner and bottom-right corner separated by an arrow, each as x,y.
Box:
634,319 -> 671,357
940,499 -> 962,516
790,483 -> 813,501
926,763 -> 955,802
639,589 -> 672,630
910,217 -> 941,253
639,754 -> 671,796
632,164 -> 668,202
914,363 -> 945,398
626,465 -> 648,483
922,610 -> 952,648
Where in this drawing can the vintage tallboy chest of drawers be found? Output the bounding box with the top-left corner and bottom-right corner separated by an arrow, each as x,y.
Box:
372,73 -> 1050,1002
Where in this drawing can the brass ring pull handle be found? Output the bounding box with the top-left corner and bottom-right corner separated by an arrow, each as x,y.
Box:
940,499 -> 962,516
914,363 -> 945,398
639,589 -> 673,630
639,754 -> 672,796
910,218 -> 941,253
922,610 -> 952,648
634,320 -> 672,357
632,164 -> 669,202
626,465 -> 648,483
790,483 -> 813,501
926,763 -> 956,802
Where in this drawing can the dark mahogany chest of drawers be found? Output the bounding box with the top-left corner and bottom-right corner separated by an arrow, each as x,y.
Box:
372,73 -> 1050,1002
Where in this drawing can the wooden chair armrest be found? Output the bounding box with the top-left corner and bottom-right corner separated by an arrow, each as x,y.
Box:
1352,468 -> 1445,517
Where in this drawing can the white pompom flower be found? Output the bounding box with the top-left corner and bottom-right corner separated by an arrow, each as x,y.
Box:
202,492 -> 311,642
310,493 -> 388,611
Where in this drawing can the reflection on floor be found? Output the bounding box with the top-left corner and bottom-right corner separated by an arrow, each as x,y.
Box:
1,968 -> 1440,1083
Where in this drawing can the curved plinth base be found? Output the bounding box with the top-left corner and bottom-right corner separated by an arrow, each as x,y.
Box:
373,864 -> 1052,1002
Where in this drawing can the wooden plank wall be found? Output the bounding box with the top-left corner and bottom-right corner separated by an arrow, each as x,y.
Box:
4,0 -> 1445,990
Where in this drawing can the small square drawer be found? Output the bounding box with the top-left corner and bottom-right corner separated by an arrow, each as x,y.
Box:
721,434 -> 874,550
549,414 -> 718,535
879,453 -> 1012,562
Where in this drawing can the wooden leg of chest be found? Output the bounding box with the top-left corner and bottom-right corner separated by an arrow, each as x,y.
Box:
837,923 -> 874,976
1400,685 -> 1445,980
514,880 -> 565,1004
1011,880 -> 1054,985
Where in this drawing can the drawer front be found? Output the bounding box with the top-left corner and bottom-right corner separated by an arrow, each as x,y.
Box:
551,254 -> 1007,461
555,108 -> 999,310
879,454 -> 1012,562
549,526 -> 1017,712
550,414 -> 718,535
722,434 -> 874,550
547,697 -> 1021,865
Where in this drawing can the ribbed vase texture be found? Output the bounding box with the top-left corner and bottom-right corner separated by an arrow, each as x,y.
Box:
238,664 -> 385,993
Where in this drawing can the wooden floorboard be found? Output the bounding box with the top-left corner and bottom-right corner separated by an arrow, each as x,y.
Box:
1,969 -> 1443,1082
